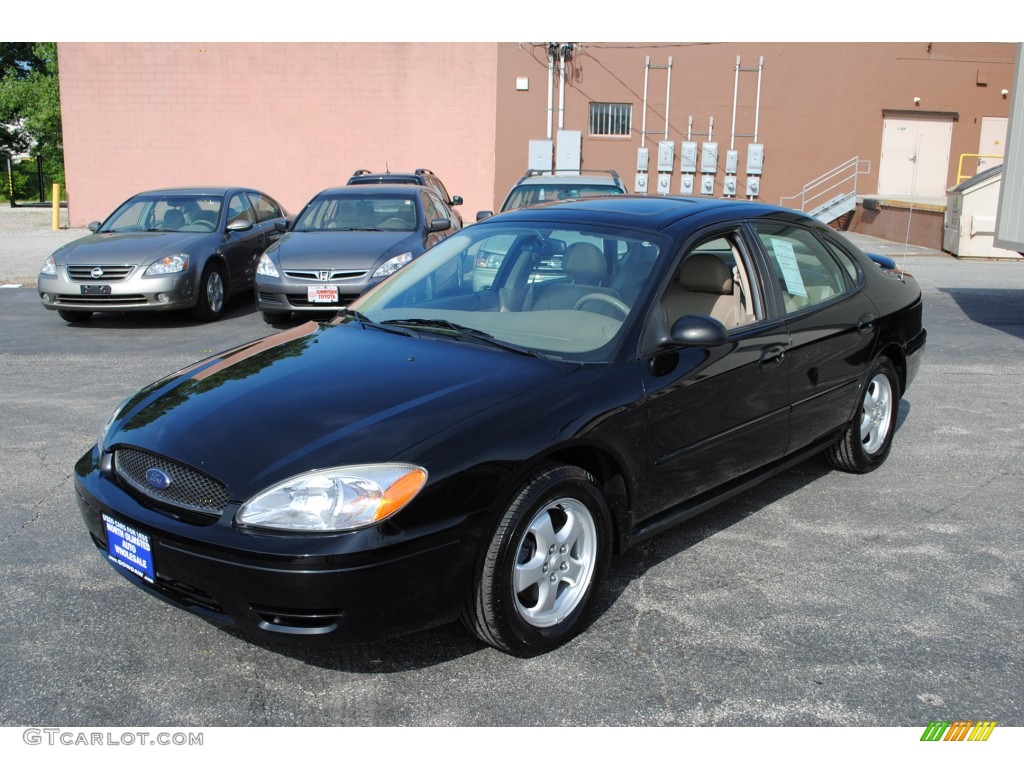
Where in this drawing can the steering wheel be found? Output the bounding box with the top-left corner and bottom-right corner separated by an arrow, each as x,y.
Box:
573,292 -> 630,318
188,220 -> 216,232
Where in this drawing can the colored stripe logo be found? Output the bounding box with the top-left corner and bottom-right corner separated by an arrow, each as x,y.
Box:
920,721 -> 997,741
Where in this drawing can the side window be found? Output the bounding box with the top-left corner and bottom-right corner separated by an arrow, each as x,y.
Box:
423,191 -> 450,222
660,232 -> 761,330
226,193 -> 254,226
751,222 -> 851,314
822,237 -> 862,284
250,193 -> 283,223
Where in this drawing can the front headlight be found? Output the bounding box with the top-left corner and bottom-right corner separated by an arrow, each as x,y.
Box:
97,395 -> 133,450
144,254 -> 189,276
40,256 -> 57,276
372,252 -> 413,279
256,252 -> 279,278
237,463 -> 427,532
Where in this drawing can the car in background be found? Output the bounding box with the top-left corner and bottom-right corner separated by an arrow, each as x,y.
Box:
38,187 -> 288,323
477,169 -> 627,221
254,184 -> 458,324
75,196 -> 925,656
347,168 -> 464,227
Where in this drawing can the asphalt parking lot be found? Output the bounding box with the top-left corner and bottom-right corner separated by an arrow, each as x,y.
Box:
0,205 -> 1021,728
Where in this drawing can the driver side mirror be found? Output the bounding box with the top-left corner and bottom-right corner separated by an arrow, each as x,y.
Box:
476,211 -> 493,222
429,218 -> 452,233
669,315 -> 728,347
451,195 -> 463,206
88,221 -> 101,233
226,218 -> 254,232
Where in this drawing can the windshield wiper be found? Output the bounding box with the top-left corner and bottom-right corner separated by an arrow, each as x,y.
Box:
381,318 -> 541,357
335,308 -> 413,337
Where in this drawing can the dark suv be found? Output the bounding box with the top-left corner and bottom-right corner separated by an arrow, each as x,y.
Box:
348,168 -> 463,227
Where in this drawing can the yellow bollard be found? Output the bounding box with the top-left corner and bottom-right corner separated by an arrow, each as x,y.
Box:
52,184 -> 61,230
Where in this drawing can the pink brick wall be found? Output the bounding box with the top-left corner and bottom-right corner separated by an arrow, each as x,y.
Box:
58,43 -> 498,226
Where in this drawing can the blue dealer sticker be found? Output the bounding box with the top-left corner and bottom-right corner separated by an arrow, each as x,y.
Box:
103,514 -> 155,583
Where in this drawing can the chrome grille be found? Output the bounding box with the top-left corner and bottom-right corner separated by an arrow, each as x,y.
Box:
284,269 -> 367,281
114,448 -> 229,518
67,264 -> 136,281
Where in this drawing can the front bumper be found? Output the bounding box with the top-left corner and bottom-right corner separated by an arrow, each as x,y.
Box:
74,446 -> 475,644
38,268 -> 196,313
255,272 -> 380,314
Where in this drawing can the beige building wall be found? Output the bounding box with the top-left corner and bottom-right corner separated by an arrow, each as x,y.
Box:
58,42 -> 498,225
57,42 -> 1015,226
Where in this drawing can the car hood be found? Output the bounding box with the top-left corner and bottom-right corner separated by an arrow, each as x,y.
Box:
52,232 -> 215,265
105,320 -> 577,501
270,230 -> 416,268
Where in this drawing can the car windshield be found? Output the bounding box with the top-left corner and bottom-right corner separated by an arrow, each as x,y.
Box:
348,222 -> 665,362
102,194 -> 223,233
502,183 -> 624,211
294,194 -> 419,233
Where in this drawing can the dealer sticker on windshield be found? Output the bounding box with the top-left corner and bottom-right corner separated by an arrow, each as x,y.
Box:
307,285 -> 339,303
103,514 -> 155,583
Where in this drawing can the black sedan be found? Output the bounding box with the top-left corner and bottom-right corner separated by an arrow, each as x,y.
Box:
74,196 -> 926,656
254,184 -> 458,324
39,187 -> 288,323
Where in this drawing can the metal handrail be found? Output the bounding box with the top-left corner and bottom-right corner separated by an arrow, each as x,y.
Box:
780,157 -> 871,213
956,154 -> 1003,185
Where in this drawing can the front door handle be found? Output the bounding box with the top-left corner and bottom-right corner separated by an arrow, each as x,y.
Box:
759,345 -> 786,368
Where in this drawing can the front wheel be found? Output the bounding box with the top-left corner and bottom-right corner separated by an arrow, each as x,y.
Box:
827,356 -> 900,473
463,464 -> 612,656
190,263 -> 226,322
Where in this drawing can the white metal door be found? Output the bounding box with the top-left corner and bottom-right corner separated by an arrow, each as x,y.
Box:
978,117 -> 1008,172
878,117 -> 953,196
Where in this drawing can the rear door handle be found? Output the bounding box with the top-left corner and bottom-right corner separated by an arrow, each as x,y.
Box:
857,314 -> 875,335
759,345 -> 786,368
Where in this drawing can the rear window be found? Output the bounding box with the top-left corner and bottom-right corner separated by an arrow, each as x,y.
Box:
501,183 -> 624,211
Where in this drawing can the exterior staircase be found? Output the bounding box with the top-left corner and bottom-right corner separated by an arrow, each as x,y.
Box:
780,157 -> 871,225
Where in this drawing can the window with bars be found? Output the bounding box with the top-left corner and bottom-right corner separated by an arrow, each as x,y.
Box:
589,103 -> 632,136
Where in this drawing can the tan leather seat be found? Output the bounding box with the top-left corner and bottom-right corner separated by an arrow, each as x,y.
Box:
530,242 -> 619,311
662,253 -> 739,327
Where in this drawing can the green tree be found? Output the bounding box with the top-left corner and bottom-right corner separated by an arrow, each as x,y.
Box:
0,42 -> 64,195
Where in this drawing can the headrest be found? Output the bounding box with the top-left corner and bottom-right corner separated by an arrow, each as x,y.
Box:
677,253 -> 733,294
563,242 -> 606,282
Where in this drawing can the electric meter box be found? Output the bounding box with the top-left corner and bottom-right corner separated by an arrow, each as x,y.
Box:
723,176 -> 737,197
680,142 -> 698,173
657,173 -> 672,195
634,173 -> 649,194
680,174 -> 694,195
637,147 -> 650,172
700,174 -> 715,195
725,150 -> 739,175
747,144 -> 764,175
701,142 -> 718,174
746,176 -> 760,197
657,141 -> 675,172
528,140 -> 553,173
555,130 -> 581,174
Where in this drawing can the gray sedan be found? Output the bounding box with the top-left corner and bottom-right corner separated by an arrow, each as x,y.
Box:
38,187 -> 288,323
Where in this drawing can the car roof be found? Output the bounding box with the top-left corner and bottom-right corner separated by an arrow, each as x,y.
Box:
512,175 -> 624,188
483,195 -> 812,232
316,184 -> 423,197
133,187 -> 258,196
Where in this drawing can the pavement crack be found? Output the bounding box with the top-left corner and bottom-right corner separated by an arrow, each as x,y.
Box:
0,471 -> 74,547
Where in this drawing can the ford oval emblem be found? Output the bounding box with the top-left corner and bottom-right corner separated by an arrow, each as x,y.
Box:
145,468 -> 171,490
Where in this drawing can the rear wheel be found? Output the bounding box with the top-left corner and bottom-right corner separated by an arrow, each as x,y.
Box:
828,357 -> 899,473
190,263 -> 226,322
463,463 -> 612,656
57,309 -> 92,323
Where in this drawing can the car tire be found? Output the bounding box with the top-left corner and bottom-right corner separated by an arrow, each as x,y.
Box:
190,262 -> 226,322
828,356 -> 900,474
261,310 -> 290,325
463,463 -> 612,656
57,309 -> 93,323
